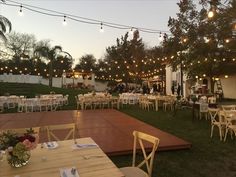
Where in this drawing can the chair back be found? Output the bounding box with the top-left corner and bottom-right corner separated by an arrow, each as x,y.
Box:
208,108 -> 219,123
200,103 -> 208,113
132,131 -> 160,177
222,105 -> 236,111
46,123 -> 76,142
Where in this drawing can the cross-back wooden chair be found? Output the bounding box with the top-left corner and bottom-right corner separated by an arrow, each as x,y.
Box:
46,123 -> 76,142
120,131 -> 160,177
223,111 -> 236,141
208,108 -> 223,140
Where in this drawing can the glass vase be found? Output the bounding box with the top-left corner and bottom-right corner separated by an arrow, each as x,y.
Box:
7,151 -> 31,168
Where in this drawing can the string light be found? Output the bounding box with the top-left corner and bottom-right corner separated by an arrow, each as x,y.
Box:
18,4 -> 23,16
204,37 -> 210,43
63,15 -> 67,26
183,38 -> 187,43
129,27 -> 134,36
225,39 -> 230,43
2,0 -> 171,35
158,32 -> 163,41
100,22 -> 104,33
208,10 -> 214,18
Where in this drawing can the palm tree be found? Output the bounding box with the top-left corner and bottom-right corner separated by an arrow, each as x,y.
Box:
0,14 -> 12,42
34,45 -> 72,87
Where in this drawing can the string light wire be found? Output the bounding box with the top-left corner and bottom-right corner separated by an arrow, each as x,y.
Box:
1,0 -> 171,34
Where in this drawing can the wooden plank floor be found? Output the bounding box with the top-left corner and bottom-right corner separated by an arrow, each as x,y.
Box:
0,109 -> 191,155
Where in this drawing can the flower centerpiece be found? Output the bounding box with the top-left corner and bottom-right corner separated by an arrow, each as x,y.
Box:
0,128 -> 39,168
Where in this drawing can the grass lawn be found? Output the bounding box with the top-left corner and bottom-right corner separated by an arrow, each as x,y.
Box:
113,106 -> 236,177
0,83 -> 89,111
1,83 -> 236,177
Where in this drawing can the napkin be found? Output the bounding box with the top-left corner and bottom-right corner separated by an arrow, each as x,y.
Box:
60,167 -> 79,177
72,143 -> 98,150
44,141 -> 59,149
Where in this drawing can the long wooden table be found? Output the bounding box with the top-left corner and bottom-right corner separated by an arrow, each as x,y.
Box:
0,138 -> 124,177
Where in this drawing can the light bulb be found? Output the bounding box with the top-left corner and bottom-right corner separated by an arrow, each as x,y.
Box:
204,37 -> 210,43
208,10 -> 214,18
18,5 -> 24,16
63,15 -> 67,26
100,23 -> 104,32
158,32 -> 163,41
129,27 -> 134,36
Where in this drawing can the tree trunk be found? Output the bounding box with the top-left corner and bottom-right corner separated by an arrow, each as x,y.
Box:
49,60 -> 53,88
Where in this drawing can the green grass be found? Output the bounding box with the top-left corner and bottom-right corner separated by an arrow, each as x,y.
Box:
111,106 -> 236,177
1,83 -> 236,176
0,83 -> 90,111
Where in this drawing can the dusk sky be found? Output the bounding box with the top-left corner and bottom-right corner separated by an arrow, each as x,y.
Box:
0,0 -> 180,64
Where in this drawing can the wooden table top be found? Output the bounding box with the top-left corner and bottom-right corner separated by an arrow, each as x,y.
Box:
0,137 -> 124,177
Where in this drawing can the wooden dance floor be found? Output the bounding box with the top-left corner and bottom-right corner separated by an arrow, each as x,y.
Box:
0,109 -> 191,155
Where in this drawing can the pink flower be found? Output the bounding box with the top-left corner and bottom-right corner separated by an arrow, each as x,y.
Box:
22,134 -> 39,150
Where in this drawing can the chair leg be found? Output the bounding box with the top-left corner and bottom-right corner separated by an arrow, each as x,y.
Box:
219,127 -> 222,141
210,125 -> 214,138
224,128 -> 228,142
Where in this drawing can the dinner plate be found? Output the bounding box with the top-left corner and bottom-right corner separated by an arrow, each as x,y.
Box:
44,141 -> 59,149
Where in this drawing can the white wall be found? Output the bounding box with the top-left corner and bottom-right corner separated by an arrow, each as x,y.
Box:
220,75 -> 236,99
0,74 -> 107,91
94,81 -> 108,92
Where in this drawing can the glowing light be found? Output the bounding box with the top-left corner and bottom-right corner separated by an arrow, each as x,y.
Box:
204,37 -> 210,43
225,39 -> 230,43
208,10 -> 214,18
195,76 -> 198,79
61,60 -> 64,63
225,75 -> 228,79
183,38 -> 187,43
203,74 -> 206,77
222,58 -> 226,61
